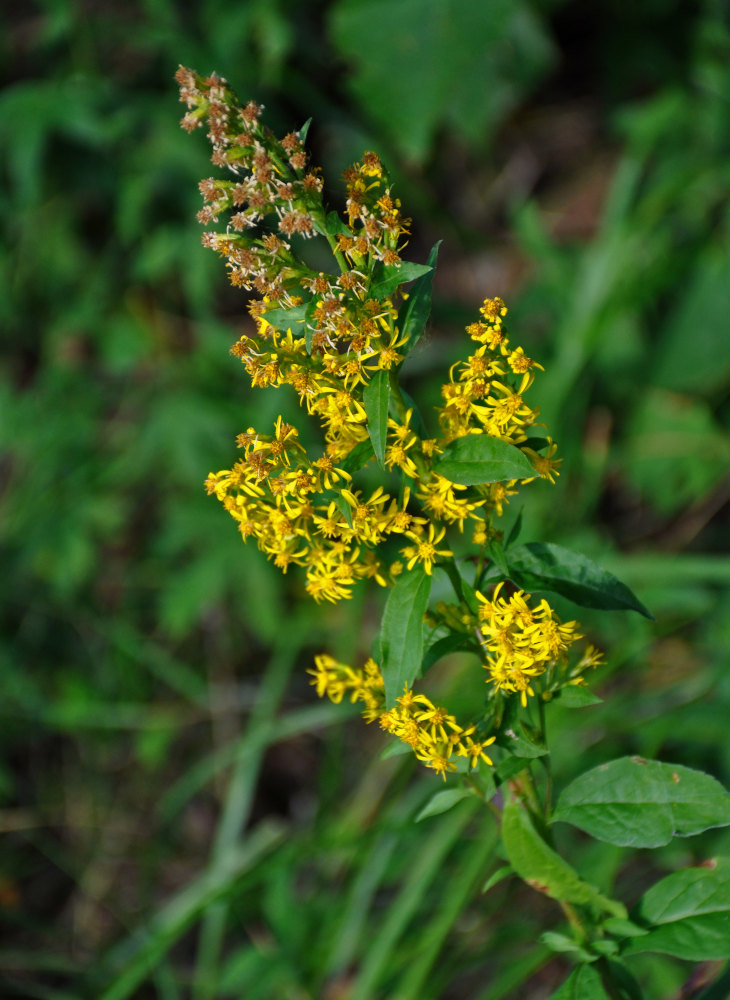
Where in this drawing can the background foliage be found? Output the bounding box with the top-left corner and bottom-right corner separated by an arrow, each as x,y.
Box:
1,1 -> 729,997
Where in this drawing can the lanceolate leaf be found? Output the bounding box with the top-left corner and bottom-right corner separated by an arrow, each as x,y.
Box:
370,261 -> 433,300
506,542 -> 653,619
432,434 -> 536,485
380,565 -> 432,708
624,859 -> 730,961
363,369 -> 390,468
397,241 -> 440,359
553,757 -> 730,848
557,686 -> 603,708
298,117 -> 312,144
501,796 -> 626,918
415,787 -> 473,822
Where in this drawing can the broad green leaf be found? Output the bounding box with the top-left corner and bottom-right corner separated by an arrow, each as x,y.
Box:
370,261 -> 433,300
260,301 -> 309,330
553,758 -> 730,848
432,434 -> 536,486
397,241 -> 440,358
363,369 -> 390,468
506,542 -> 653,618
415,787 -> 473,822
380,565 -> 432,708
547,965 -> 609,1000
501,796 -> 626,918
557,686 -> 603,708
625,859 -> 730,961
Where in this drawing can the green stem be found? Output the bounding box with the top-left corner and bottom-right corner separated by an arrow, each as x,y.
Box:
537,698 -> 553,819
465,775 -> 501,821
558,900 -> 589,945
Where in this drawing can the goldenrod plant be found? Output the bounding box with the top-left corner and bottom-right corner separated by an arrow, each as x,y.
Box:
178,66 -> 730,997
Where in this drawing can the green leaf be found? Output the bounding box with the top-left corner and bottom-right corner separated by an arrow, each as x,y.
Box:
260,301 -> 309,330
317,489 -> 354,528
415,787 -> 473,822
363,369 -> 390,468
380,739 -> 411,759
590,939 -> 619,956
380,565 -> 432,708
501,796 -> 626,918
602,917 -> 649,939
324,210 -> 352,238
495,698 -> 547,759
422,632 -> 477,674
505,507 -> 523,549
339,437 -> 375,474
547,965 -> 609,999
495,756 -> 529,785
482,864 -> 514,893
506,542 -> 653,619
370,261 -> 433,300
298,117 -> 312,144
397,241 -> 440,359
556,686 -> 603,708
395,386 -> 429,437
625,859 -> 730,961
437,559 -> 479,614
335,495 -> 353,529
553,757 -> 730,848
541,931 -> 596,961
304,297 -> 319,353
432,434 -> 536,486
496,722 -> 547,759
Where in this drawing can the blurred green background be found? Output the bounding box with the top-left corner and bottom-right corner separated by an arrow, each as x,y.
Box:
2,1 -> 729,997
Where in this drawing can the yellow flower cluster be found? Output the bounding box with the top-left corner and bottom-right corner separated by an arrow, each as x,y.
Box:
179,65 -> 558,605
477,583 -> 603,705
180,67 -> 603,779
309,655 -> 496,780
